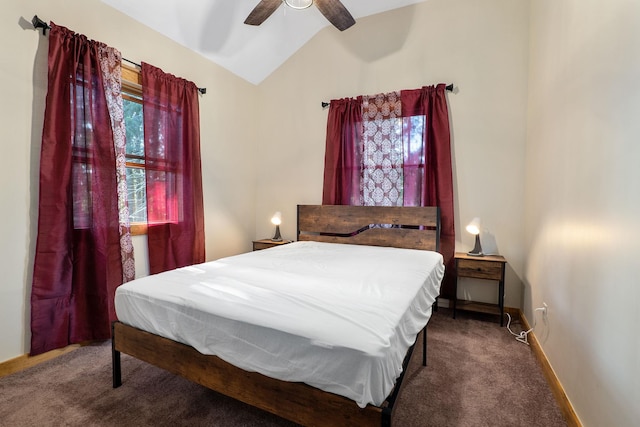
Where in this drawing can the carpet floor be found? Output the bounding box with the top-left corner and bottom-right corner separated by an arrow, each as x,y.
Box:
0,309 -> 566,426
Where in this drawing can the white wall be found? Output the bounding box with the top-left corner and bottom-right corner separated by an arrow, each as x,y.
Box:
0,0 -> 259,363
255,0 -> 530,308
525,1 -> 640,425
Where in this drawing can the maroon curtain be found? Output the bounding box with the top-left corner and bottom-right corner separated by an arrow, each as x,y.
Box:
401,84 -> 456,298
142,63 -> 205,274
30,23 -> 123,355
322,97 -> 363,205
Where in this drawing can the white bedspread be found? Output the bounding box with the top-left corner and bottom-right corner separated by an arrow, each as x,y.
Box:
115,241 -> 444,407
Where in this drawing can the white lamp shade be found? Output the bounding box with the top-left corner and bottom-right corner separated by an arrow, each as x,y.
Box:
271,211 -> 282,226
466,217 -> 481,235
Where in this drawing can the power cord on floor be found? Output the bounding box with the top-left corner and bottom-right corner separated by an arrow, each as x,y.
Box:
506,307 -> 546,345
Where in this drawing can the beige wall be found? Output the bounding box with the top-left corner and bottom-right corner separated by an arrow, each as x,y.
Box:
255,0 -> 530,308
526,1 -> 640,425
0,0 -> 259,362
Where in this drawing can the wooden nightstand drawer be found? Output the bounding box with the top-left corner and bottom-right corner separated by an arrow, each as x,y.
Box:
457,259 -> 504,281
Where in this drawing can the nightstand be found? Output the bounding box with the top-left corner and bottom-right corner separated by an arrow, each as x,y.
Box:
454,252 -> 507,326
252,239 -> 292,251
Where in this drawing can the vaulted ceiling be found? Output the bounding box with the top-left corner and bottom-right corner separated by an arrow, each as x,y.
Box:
101,0 -> 427,85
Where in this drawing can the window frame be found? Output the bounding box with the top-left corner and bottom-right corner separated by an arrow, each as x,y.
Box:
121,64 -> 148,236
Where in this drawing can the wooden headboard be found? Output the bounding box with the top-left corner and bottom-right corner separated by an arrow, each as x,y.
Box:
297,205 -> 440,252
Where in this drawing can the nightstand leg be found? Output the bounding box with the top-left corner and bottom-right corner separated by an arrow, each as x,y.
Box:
498,280 -> 505,327
453,275 -> 458,319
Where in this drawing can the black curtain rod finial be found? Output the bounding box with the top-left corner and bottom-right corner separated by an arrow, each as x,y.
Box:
32,15 -> 50,35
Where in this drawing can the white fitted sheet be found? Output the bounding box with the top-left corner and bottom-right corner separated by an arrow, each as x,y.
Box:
115,241 -> 444,407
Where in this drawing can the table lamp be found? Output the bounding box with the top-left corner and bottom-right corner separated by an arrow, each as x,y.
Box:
466,217 -> 483,256
271,212 -> 283,242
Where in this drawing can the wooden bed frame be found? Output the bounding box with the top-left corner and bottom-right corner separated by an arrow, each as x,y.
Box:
112,205 -> 441,427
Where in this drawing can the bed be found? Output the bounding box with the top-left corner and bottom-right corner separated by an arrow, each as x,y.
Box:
112,204 -> 444,426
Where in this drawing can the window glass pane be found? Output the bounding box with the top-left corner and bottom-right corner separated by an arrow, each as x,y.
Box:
123,96 -> 146,224
123,98 -> 144,157
126,166 -> 147,223
402,114 -> 426,207
406,115 -> 425,159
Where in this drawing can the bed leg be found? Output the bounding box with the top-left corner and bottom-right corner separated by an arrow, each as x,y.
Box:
111,322 -> 122,388
422,327 -> 427,367
381,407 -> 392,427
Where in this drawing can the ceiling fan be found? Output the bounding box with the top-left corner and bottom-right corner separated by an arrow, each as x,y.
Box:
245,0 -> 356,31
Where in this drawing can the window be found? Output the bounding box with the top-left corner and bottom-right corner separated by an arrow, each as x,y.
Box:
122,65 -> 147,235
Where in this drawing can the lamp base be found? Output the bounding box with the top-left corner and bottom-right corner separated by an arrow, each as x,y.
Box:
467,234 -> 484,257
271,224 -> 282,242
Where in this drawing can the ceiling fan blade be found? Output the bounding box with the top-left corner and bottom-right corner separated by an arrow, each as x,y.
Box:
244,0 -> 283,26
314,0 -> 356,31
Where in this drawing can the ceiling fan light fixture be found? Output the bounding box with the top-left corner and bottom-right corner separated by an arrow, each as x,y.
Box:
283,0 -> 313,10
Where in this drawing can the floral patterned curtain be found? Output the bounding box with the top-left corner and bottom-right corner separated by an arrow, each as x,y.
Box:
99,45 -> 135,283
361,92 -> 404,206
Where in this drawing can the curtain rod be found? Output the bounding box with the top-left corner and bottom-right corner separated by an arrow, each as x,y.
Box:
31,15 -> 207,95
320,83 -> 455,109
